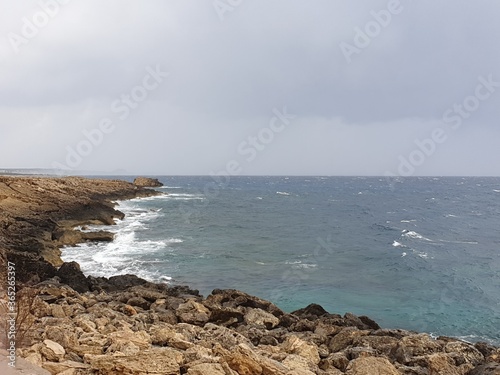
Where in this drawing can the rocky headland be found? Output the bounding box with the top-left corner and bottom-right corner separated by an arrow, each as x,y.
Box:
1,176 -> 499,375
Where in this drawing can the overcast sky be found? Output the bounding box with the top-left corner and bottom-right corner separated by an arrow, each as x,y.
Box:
1,0 -> 499,176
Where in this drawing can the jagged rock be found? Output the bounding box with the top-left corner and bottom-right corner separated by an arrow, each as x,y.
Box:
85,348 -> 183,375
43,360 -> 90,374
346,357 -> 400,375
244,308 -> 280,329
469,362 -> 500,375
133,177 -> 163,187
391,334 -> 444,365
292,304 -> 329,320
282,335 -> 321,365
328,327 -> 370,353
208,289 -> 284,317
176,300 -> 210,325
187,363 -> 227,375
56,262 -> 90,293
224,343 -> 288,375
427,353 -> 464,375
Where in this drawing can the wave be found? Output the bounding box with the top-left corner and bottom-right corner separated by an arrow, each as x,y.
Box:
166,193 -> 205,200
276,191 -> 291,196
401,230 -> 432,241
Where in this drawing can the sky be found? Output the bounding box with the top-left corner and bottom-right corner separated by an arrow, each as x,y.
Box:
1,0 -> 499,176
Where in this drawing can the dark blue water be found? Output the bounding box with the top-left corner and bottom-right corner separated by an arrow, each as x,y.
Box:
63,176 -> 500,344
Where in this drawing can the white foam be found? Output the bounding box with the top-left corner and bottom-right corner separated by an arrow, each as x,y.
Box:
276,191 -> 291,196
402,230 -> 432,241
392,241 -> 404,247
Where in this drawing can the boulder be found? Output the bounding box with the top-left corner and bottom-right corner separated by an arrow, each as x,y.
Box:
346,357 -> 400,375
56,262 -> 89,293
176,300 -> 210,325
469,362 -> 500,375
244,308 -> 280,329
187,363 -> 227,375
133,177 -> 163,187
85,348 -> 183,375
282,335 -> 320,365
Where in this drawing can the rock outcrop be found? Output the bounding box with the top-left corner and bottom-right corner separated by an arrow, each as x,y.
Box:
0,176 -> 161,283
133,177 -> 163,187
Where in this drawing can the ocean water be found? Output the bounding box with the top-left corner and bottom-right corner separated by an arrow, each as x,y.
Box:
62,176 -> 500,344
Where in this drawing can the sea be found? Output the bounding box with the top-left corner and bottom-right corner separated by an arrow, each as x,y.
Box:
62,176 -> 500,345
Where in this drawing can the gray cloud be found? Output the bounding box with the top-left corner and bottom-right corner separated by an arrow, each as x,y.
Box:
1,0 -> 499,175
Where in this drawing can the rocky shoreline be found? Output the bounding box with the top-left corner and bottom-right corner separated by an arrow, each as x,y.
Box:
1,176 -> 499,375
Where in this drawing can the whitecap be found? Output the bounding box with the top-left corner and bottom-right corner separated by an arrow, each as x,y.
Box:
402,230 -> 432,241
392,241 -> 404,247
276,191 -> 291,196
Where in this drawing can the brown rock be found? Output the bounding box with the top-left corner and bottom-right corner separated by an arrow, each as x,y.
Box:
85,347 -> 183,375
244,308 -> 280,329
40,339 -> 65,362
282,335 -> 320,365
328,327 -> 370,353
176,300 -> 210,325
427,353 -> 462,375
346,357 -> 400,375
187,363 -> 227,375
469,362 -> 500,375
133,177 -> 163,187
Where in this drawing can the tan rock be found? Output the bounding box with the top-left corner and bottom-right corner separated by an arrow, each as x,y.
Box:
150,325 -> 194,350
85,347 -> 183,375
244,308 -> 280,329
445,341 -> 484,366
42,360 -> 90,375
225,343 -> 288,375
176,300 -> 210,325
24,352 -> 43,367
187,363 -> 227,375
123,304 -> 138,316
392,334 -> 444,364
428,353 -> 462,375
107,330 -> 151,353
329,327 -> 369,353
346,357 -> 400,375
282,354 -> 318,373
44,325 -> 78,350
50,304 -> 66,318
282,335 -> 320,365
40,339 -> 65,362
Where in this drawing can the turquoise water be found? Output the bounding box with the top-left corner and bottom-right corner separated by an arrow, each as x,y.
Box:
62,176 -> 500,344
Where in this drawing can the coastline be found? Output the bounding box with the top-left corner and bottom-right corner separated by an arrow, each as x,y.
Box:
1,176 -> 499,375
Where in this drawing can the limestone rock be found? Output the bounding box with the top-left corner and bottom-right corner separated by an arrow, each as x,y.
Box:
85,348 -> 183,375
187,363 -> 227,375
282,335 -> 320,365
244,308 -> 280,329
176,300 -> 210,325
40,339 -> 66,362
133,177 -> 163,187
346,357 -> 400,375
